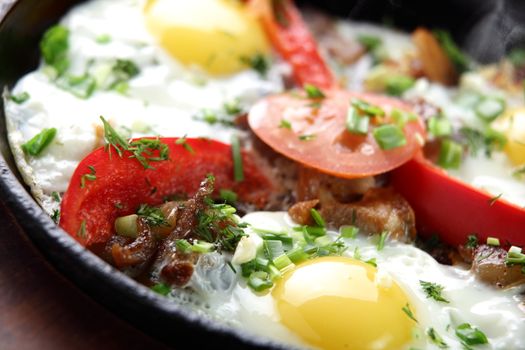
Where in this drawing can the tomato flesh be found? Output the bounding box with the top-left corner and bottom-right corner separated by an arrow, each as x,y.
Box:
249,89 -> 426,178
59,138 -> 272,247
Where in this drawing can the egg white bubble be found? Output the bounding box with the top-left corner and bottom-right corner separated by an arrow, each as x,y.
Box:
178,211 -> 525,350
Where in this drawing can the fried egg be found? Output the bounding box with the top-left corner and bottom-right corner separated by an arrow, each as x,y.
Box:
180,211 -> 525,350
4,0 -> 285,214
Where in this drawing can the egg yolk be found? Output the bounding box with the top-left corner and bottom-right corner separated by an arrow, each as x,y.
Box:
272,257 -> 415,350
143,0 -> 270,75
493,108 -> 525,166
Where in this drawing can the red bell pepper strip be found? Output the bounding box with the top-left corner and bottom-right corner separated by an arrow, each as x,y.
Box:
256,0 -> 335,89
59,138 -> 272,247
390,153 -> 525,247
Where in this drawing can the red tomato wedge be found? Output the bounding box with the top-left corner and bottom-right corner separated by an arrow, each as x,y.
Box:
391,154 -> 525,247
59,138 -> 272,247
249,89 -> 425,178
255,0 -> 335,89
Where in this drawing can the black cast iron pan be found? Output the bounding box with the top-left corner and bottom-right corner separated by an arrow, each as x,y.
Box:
0,0 -> 523,348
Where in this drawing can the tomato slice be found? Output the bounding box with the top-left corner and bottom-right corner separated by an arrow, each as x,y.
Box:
391,154 -> 525,247
249,89 -> 425,178
59,138 -> 272,247
255,0 -> 335,89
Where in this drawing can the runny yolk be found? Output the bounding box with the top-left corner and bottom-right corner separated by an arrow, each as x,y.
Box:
143,0 -> 270,75
272,256 -> 415,350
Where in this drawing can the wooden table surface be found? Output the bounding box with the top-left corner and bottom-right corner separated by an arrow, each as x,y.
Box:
0,198 -> 169,350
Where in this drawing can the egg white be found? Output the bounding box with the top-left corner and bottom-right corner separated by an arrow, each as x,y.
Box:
182,211 -> 525,350
4,0 -> 285,214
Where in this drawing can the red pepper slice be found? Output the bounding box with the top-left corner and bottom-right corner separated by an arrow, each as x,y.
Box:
59,138 -> 272,247
390,154 -> 525,247
256,0 -> 335,89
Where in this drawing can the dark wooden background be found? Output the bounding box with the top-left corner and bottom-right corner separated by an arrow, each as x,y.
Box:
0,198 -> 169,350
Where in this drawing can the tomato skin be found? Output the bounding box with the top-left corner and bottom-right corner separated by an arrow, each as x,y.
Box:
390,154 -> 525,247
249,89 -> 425,178
59,138 -> 272,247
257,0 -> 335,89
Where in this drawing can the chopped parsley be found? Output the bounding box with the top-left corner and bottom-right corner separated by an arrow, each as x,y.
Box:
80,165 -> 97,188
9,91 -> 30,104
21,128 -> 57,157
77,220 -> 87,239
426,327 -> 448,349
193,99 -> 243,127
419,280 -> 449,303
240,53 -> 269,77
136,204 -> 168,227
175,135 -> 195,154
488,193 -> 502,206
106,59 -> 140,93
51,209 -> 60,224
465,234 -> 479,249
402,303 -> 418,323
51,191 -> 61,203
100,116 -> 169,169
357,34 -> 382,52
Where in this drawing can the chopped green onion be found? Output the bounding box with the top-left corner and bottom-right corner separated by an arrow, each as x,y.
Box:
346,106 -> 370,135
351,99 -> 385,117
192,240 -> 215,253
373,124 -> 406,150
268,264 -> 282,281
273,254 -> 294,271
95,34 -> 111,44
310,208 -> 326,227
340,225 -> 359,239
486,237 -> 500,246
114,214 -> 138,238
508,246 -> 522,255
279,119 -> 292,129
314,235 -> 333,247
261,233 -> 293,248
428,116 -> 452,137
304,225 -> 326,237
377,231 -> 388,251
175,239 -> 193,254
437,139 -> 462,169
9,91 -> 30,104
433,29 -> 470,73
475,97 -> 505,122
365,258 -> 377,267
56,73 -> 97,99
298,134 -> 316,141
455,323 -> 488,346
40,25 -> 70,76
247,271 -> 273,292
151,283 -> 171,296
286,247 -> 309,264
252,227 -> 287,236
231,134 -> 244,182
385,75 -> 415,96
357,34 -> 382,51
263,240 -> 284,259
219,189 -> 238,203
303,84 -> 325,99
21,128 -> 57,156
391,108 -> 417,128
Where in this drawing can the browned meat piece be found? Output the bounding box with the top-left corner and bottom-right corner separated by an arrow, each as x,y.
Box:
297,166 -> 377,203
471,244 -> 525,288
412,27 -> 458,85
111,217 -> 158,268
288,199 -> 319,225
160,254 -> 198,287
288,187 -> 416,242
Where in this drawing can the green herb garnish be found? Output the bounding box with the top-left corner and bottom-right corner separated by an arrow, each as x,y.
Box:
419,280 -> 449,303
175,135 -> 195,154
151,283 -> 171,296
346,106 -> 370,135
95,34 -> 111,44
377,231 -> 388,251
437,139 -> 463,169
9,91 -> 30,104
40,25 -> 70,76
240,53 -> 269,77
231,134 -> 244,182
426,327 -> 448,349
298,134 -> 316,141
455,323 -> 488,346
136,203 -> 168,227
465,234 -> 479,248
402,303 -> 418,323
304,84 -> 325,99
21,128 -> 57,156
433,29 -> 469,73
80,165 -> 97,188
279,119 -> 292,129
373,124 -> 406,150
